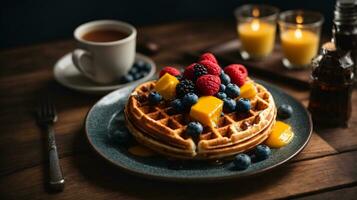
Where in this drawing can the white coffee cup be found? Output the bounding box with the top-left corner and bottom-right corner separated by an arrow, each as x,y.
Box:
72,20 -> 136,84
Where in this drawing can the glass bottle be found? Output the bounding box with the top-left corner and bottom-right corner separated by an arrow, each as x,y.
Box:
308,42 -> 354,127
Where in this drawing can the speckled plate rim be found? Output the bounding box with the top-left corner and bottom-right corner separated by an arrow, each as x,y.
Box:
53,52 -> 156,94
84,79 -> 313,182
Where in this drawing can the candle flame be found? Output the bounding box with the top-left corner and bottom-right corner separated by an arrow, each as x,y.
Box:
296,15 -> 303,24
251,19 -> 260,31
295,29 -> 302,39
252,8 -> 260,17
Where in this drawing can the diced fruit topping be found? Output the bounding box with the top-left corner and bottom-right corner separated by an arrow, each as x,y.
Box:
233,153 -> 251,170
186,121 -> 203,140
216,92 -> 227,100
193,63 -> 208,80
200,60 -> 222,76
255,145 -> 271,160
196,75 -> 221,96
190,96 -> 223,127
159,66 -> 181,78
176,79 -> 196,98
183,63 -> 196,80
182,93 -> 198,108
220,72 -> 231,85
170,99 -> 184,112
224,64 -> 246,86
265,121 -> 294,148
225,83 -> 240,98
223,98 -> 237,113
239,82 -> 257,99
199,52 -> 218,64
155,73 -> 179,100
277,104 -> 293,119
236,98 -> 251,112
220,84 -> 226,92
148,92 -> 162,105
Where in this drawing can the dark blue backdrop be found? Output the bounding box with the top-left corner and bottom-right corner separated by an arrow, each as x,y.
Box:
1,0 -> 335,48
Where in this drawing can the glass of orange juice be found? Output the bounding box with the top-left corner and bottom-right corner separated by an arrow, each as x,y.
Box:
234,4 -> 279,60
279,10 -> 324,69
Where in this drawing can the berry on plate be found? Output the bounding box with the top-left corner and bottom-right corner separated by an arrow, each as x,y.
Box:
183,63 -> 196,80
224,64 -> 246,86
255,145 -> 271,160
186,121 -> 203,139
216,92 -> 227,100
193,63 -> 208,80
233,153 -> 251,170
120,74 -> 134,83
200,60 -> 221,76
220,72 -> 231,85
170,99 -> 185,112
176,79 -> 196,98
223,98 -> 237,113
148,92 -> 162,105
199,52 -> 218,64
182,93 -> 199,107
220,84 -> 226,92
236,98 -> 251,112
159,66 -> 181,78
196,75 -> 221,96
225,83 -> 240,98
277,104 -> 293,119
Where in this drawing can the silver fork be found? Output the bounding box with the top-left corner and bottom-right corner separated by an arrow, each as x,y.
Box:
37,97 -> 65,191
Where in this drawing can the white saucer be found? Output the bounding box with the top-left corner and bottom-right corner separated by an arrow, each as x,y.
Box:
54,52 -> 156,94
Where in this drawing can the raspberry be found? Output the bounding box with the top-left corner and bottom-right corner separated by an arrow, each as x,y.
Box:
199,52 -> 218,64
196,75 -> 221,96
193,63 -> 208,79
225,64 -> 248,79
183,63 -> 196,80
200,60 -> 221,76
159,66 -> 181,78
224,65 -> 245,86
176,79 -> 196,98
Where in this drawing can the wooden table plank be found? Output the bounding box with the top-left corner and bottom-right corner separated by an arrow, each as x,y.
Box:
296,186 -> 357,200
1,150 -> 356,200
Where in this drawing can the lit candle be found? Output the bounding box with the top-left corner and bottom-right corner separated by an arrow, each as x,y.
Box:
279,14 -> 322,68
237,8 -> 276,59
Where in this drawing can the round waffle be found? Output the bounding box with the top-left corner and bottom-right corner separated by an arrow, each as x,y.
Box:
124,80 -> 276,160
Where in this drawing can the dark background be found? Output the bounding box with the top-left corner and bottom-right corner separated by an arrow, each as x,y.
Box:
1,0 -> 335,49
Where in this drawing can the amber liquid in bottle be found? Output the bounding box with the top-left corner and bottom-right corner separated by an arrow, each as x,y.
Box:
308,42 -> 354,127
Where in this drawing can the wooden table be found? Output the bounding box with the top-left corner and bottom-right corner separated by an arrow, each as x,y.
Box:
1,20 -> 356,200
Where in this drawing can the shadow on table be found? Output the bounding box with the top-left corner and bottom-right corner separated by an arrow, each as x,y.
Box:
71,129 -> 293,200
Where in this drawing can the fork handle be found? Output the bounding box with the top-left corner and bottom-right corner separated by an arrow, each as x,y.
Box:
47,125 -> 65,191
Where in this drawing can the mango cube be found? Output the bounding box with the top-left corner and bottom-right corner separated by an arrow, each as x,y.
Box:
155,73 -> 179,100
189,96 -> 223,127
265,121 -> 294,148
240,82 -> 257,99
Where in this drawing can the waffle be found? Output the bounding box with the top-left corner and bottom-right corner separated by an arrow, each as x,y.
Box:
124,80 -> 276,160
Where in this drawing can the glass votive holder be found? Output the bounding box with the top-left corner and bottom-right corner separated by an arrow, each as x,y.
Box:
278,10 -> 324,69
234,4 -> 279,60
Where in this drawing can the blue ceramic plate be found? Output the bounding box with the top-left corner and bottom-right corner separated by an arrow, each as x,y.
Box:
85,80 -> 312,181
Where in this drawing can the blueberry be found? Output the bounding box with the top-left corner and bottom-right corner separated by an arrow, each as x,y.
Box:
220,84 -> 226,92
142,63 -> 151,72
133,73 -> 142,80
223,98 -> 237,113
182,93 -> 198,107
170,99 -> 185,112
120,74 -> 134,83
148,92 -> 162,105
220,72 -> 231,85
236,98 -> 251,112
135,60 -> 145,70
216,92 -> 227,100
225,83 -> 240,98
233,153 -> 251,170
277,104 -> 293,119
129,67 -> 138,75
108,129 -> 132,145
255,145 -> 271,160
186,121 -> 203,139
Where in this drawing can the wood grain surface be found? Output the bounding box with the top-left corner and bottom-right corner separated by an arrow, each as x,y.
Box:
0,20 -> 356,200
